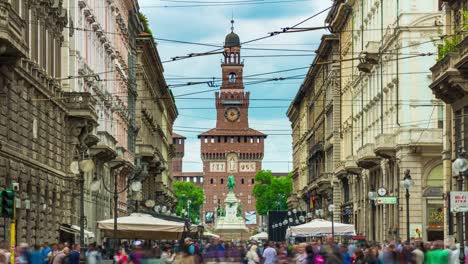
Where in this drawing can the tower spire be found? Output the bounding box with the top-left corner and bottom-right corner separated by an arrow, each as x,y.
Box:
230,13 -> 234,32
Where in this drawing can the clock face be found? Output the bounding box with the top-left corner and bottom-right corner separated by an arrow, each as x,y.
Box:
225,107 -> 240,122
378,187 -> 387,197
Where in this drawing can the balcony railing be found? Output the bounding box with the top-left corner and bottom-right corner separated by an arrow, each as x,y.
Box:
430,35 -> 468,103
0,1 -> 28,59
90,131 -> 117,162
374,133 -> 396,158
356,143 -> 380,169
63,92 -> 98,122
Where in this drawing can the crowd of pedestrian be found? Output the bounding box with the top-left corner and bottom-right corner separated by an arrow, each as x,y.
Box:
1,237 -> 467,263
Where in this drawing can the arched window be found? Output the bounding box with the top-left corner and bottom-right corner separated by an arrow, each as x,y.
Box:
426,164 -> 443,187
251,179 -> 255,184
228,72 -> 237,83
221,178 -> 224,184
210,178 -> 214,184
241,178 -> 245,184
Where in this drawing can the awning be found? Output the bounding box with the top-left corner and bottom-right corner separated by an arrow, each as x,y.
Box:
250,231 -> 268,241
59,225 -> 95,239
203,232 -> 220,239
287,219 -> 356,237
97,213 -> 197,240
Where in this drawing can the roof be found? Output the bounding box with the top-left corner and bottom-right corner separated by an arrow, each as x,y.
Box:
197,128 -> 266,138
225,32 -> 240,48
174,172 -> 204,177
172,132 -> 186,139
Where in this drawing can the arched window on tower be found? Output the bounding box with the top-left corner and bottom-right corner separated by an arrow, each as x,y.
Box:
210,178 -> 214,184
228,72 -> 236,83
241,178 -> 245,184
221,178 -> 224,184
251,178 -> 255,184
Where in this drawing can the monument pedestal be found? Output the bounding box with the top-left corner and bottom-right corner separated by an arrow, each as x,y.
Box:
214,192 -> 249,240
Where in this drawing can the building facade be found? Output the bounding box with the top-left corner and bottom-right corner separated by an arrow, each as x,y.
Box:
198,24 -> 266,229
325,0 -> 444,242
136,32 -> 178,211
429,0 -> 467,238
0,0 -> 74,245
287,35 -> 342,224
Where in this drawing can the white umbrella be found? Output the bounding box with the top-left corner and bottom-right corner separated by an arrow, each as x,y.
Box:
250,231 -> 268,240
97,213 -> 196,240
203,231 -> 220,239
287,219 -> 356,237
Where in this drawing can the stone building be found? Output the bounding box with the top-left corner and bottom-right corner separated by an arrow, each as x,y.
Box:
287,35 -> 342,222
326,0 -> 444,241
0,0 -> 72,245
198,23 -> 266,229
135,32 -> 178,211
429,0 -> 467,238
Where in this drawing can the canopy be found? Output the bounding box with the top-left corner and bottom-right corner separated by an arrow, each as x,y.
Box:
203,232 -> 220,239
97,213 -> 196,240
250,232 -> 268,241
287,219 -> 356,237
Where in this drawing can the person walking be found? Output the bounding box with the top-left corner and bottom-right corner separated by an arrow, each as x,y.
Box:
246,244 -> 260,264
68,245 -> 80,264
160,245 -> 175,264
41,242 -> 51,264
86,243 -> 102,264
52,247 -> 70,264
426,241 -> 449,264
0,241 -> 10,264
31,245 -> 43,264
262,243 -> 277,264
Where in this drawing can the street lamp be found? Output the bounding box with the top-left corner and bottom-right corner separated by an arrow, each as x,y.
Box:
400,169 -> 413,243
74,157 -> 94,252
453,149 -> 468,264
368,190 -> 378,242
328,204 -> 335,241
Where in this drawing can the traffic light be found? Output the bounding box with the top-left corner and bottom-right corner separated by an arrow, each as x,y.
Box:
1,189 -> 14,218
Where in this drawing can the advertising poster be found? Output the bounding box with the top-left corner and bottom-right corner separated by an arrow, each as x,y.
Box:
205,211 -> 214,224
245,211 -> 257,225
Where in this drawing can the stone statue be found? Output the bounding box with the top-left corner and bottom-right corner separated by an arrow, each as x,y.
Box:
230,157 -> 236,171
227,174 -> 236,193
237,203 -> 243,217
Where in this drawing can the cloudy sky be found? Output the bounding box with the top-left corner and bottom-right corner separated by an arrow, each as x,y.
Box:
139,0 -> 332,172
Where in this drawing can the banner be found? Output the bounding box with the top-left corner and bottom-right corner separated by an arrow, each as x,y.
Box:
245,211 -> 257,225
205,211 -> 214,224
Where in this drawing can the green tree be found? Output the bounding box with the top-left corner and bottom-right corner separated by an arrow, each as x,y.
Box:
252,170 -> 292,215
173,181 -> 204,223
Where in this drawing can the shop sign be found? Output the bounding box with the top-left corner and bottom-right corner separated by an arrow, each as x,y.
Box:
450,191 -> 468,212
376,197 -> 398,204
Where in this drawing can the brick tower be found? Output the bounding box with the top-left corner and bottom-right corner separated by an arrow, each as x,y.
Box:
199,21 -> 266,228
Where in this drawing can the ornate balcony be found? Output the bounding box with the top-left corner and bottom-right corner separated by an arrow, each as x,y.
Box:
356,143 -> 381,169
430,36 -> 468,104
395,128 -> 443,151
0,1 -> 28,60
374,133 -> 396,158
63,92 -> 98,123
344,155 -> 361,175
90,131 -> 117,163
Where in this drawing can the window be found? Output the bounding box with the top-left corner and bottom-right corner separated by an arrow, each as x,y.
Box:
194,177 -> 198,183
244,137 -> 247,143
200,177 -> 204,183
217,137 -> 221,143
186,177 -> 190,182
230,137 -> 234,143
210,178 -> 214,184
211,137 -> 215,143
224,137 -> 227,143
437,105 -> 444,129
251,179 -> 254,184
237,136 -> 241,143
241,178 -> 244,184
204,137 -> 208,143
228,72 -> 237,83
250,137 -> 254,143
221,178 -> 224,184
256,137 -> 260,143
455,110 -> 462,151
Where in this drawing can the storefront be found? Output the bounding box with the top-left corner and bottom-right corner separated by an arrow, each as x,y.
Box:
423,164 -> 444,241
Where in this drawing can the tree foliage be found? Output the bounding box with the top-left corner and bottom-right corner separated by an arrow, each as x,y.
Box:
173,181 -> 204,223
252,170 -> 292,215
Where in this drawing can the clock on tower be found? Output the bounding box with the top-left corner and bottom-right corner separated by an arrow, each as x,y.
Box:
198,20 -> 267,228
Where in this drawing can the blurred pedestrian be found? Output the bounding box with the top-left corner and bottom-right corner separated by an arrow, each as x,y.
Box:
160,245 -> 175,264
68,245 -> 80,264
31,244 -> 43,264
52,247 -> 70,264
86,243 -> 102,264
114,246 -> 128,264
246,244 -> 260,264
41,242 -> 51,264
17,243 -> 32,264
0,241 -> 10,264
262,243 -> 277,264
128,241 -> 145,264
